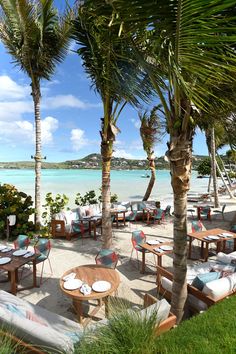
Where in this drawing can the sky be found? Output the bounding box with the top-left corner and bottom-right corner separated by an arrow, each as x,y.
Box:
0,1 -> 213,163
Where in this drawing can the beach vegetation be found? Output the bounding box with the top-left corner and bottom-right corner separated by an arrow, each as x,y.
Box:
0,0 -> 72,227
196,158 -> 211,177
109,0 -> 236,321
139,105 -> 164,201
72,0 -> 152,249
0,183 -> 34,240
75,189 -> 118,206
41,192 -> 69,236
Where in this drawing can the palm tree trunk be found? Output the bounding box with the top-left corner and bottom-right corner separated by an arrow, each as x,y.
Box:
143,157 -> 156,201
101,139 -> 113,248
216,160 -> 235,199
168,133 -> 192,323
32,81 -> 42,227
217,152 -> 232,188
210,128 -> 220,208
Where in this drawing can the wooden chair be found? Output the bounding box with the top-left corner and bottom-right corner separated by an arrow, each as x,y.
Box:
143,293 -> 176,335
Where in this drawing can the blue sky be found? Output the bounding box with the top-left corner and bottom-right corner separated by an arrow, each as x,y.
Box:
0,2 -> 212,163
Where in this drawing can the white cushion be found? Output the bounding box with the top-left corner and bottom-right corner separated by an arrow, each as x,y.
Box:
138,298 -> 170,324
186,261 -> 217,284
0,290 -> 83,353
217,252 -> 236,264
161,277 -> 173,293
64,210 -> 77,225
202,273 -> 236,300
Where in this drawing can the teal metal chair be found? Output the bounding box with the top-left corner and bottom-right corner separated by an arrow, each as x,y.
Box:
153,208 -> 165,224
13,235 -> 30,250
213,204 -> 226,220
34,239 -> 52,285
191,220 -> 203,233
199,206 -> 211,221
95,249 -> 119,269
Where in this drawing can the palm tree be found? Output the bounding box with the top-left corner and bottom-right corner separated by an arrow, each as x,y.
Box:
108,0 -> 236,322
0,0 -> 72,226
139,105 -> 163,201
71,1 -> 151,248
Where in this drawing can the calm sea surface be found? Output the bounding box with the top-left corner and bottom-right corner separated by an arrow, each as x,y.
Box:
0,169 -> 209,207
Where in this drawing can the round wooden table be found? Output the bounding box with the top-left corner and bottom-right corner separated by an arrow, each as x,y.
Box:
60,264 -> 120,325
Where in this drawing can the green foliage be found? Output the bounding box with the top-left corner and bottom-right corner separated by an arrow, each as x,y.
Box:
0,184 -> 34,239
75,189 -> 118,206
42,193 -> 69,236
156,296 -> 236,354
74,308 -> 159,354
75,190 -> 98,206
196,157 -> 211,176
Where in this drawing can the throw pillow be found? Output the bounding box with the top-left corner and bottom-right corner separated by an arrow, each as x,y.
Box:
192,272 -> 221,291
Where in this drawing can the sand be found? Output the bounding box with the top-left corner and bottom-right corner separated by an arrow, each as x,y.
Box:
1,195 -> 235,323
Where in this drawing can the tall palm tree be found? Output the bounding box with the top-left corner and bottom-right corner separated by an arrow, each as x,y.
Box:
71,1 -> 151,248
0,0 -> 72,226
139,105 -> 163,201
108,0 -> 236,322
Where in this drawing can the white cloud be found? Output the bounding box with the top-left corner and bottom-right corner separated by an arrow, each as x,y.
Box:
130,118 -> 140,129
0,75 -> 30,100
42,95 -> 101,110
41,116 -> 58,144
113,149 -> 135,159
70,128 -> 89,151
0,116 -> 58,146
0,101 -> 33,121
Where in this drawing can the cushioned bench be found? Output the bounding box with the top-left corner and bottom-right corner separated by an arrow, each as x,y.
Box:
157,254 -> 236,313
51,204 -> 102,240
0,291 -> 176,353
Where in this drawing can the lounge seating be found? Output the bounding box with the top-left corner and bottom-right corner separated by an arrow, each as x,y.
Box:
0,290 -> 176,353
51,204 -> 102,240
157,254 -> 236,313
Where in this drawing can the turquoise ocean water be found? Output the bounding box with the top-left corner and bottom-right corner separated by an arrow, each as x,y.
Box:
0,169 -> 209,208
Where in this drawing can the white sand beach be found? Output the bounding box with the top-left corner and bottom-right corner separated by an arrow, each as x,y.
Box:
0,195 -> 235,325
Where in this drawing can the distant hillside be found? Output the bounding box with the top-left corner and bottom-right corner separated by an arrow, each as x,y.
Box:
0,153 -> 207,170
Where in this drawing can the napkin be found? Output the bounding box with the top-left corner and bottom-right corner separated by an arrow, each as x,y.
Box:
80,283 -> 92,295
23,251 -> 35,258
63,272 -> 76,281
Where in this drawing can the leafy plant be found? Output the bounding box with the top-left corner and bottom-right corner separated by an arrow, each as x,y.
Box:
75,190 -> 98,206
0,184 -> 34,239
42,193 -> 69,236
97,188 -> 118,204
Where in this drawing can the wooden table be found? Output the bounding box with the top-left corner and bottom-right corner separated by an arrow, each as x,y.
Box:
140,241 -> 173,274
0,249 -> 38,295
188,228 -> 236,261
193,204 -> 213,220
80,216 -> 102,240
111,209 -> 126,227
60,264 -> 120,326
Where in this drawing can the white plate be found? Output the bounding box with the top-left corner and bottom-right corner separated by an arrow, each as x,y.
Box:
207,235 -> 220,240
13,249 -> 28,256
63,279 -> 83,290
0,245 -> 7,251
1,247 -> 12,253
160,245 -> 173,251
92,280 -> 111,292
0,257 -> 11,265
147,240 -> 160,245
63,272 -> 76,281
221,233 -> 233,237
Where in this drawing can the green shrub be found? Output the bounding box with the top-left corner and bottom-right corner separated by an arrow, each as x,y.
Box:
0,183 -> 34,239
41,192 -> 69,236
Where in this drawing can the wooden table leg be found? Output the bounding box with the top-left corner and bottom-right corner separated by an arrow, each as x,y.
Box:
73,299 -> 83,324
32,259 -> 38,288
116,213 -> 118,228
188,237 -> 192,259
204,242 -> 209,262
104,296 -> 109,318
234,238 -> 236,251
157,255 -> 162,267
123,212 -> 126,226
10,271 -> 17,295
141,250 -> 145,274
